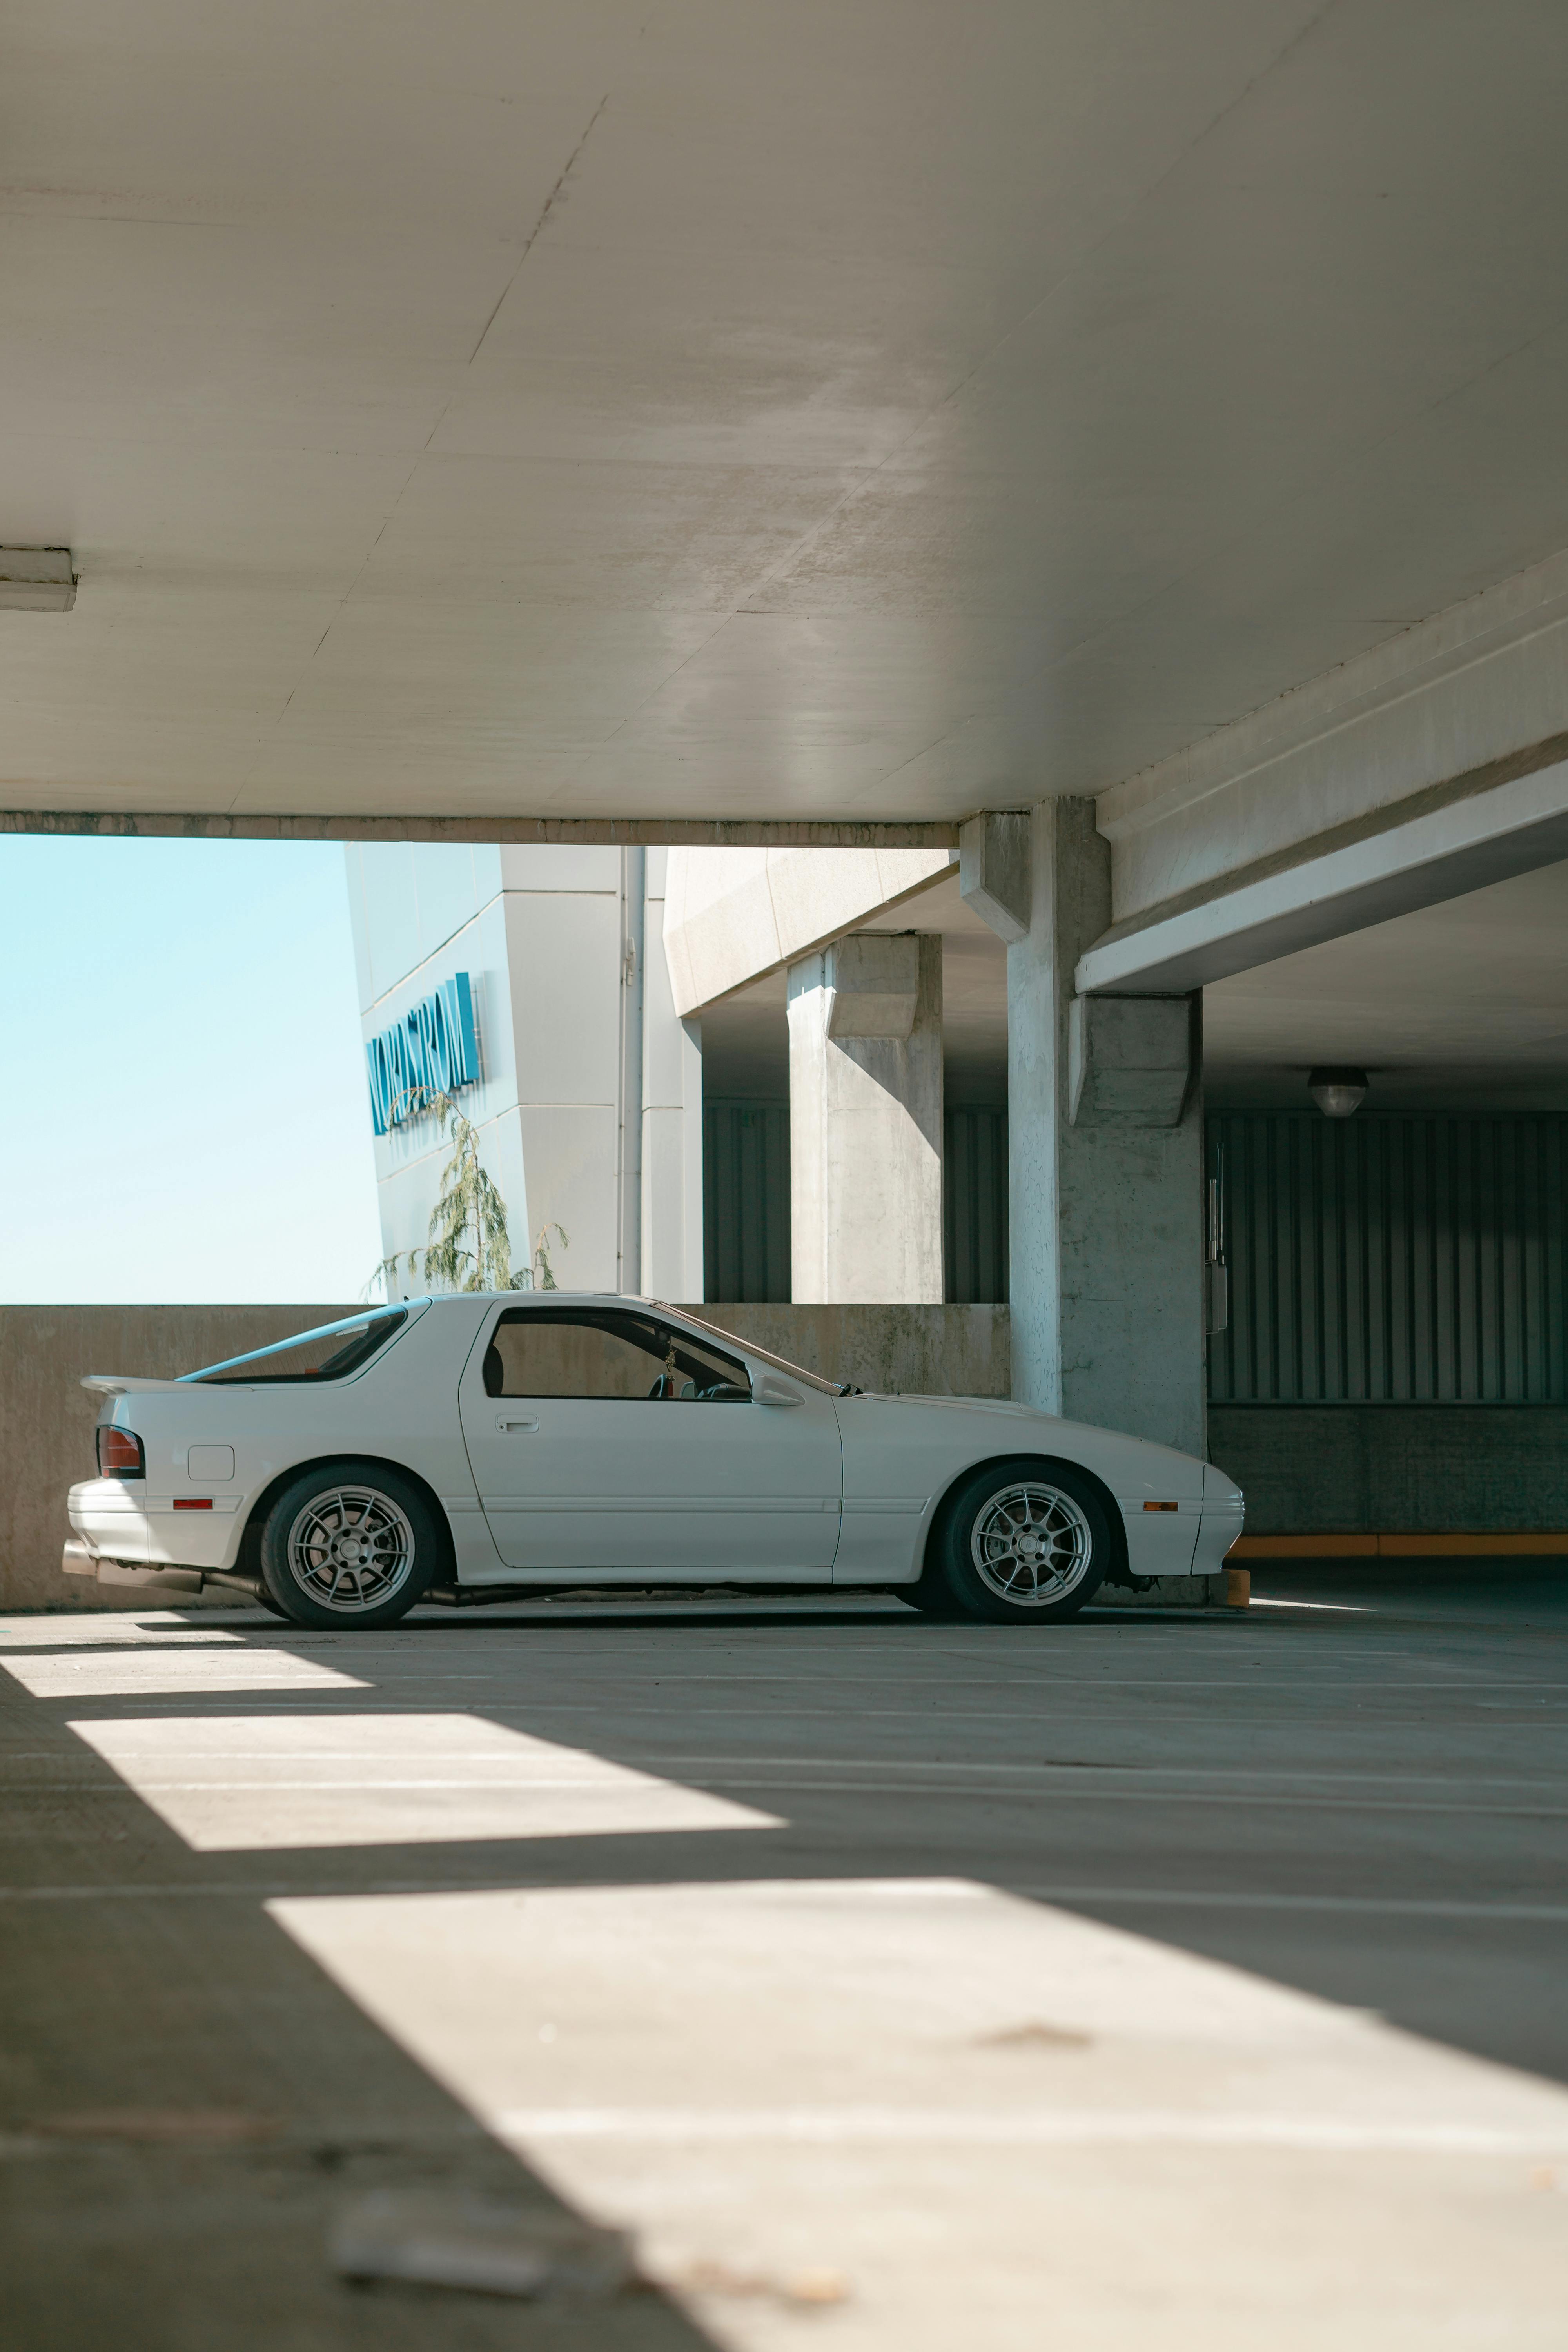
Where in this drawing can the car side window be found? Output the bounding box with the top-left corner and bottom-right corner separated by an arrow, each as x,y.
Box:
483,1310 -> 751,1402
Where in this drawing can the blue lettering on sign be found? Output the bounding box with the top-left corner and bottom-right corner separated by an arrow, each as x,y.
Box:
365,973 -> 480,1136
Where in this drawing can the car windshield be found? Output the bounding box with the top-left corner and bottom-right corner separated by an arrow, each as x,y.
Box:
667,1310 -> 859,1396
180,1307 -> 411,1385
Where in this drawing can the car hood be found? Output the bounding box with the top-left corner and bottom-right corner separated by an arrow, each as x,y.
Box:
848,1391 -> 1212,1482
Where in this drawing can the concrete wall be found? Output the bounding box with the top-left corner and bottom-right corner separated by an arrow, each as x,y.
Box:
1,1306 -> 357,1612
689,1304 -> 1010,1400
1209,1406 -> 1568,1534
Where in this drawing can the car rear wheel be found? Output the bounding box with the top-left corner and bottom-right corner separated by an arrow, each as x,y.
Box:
258,1462 -> 439,1629
935,1457 -> 1110,1624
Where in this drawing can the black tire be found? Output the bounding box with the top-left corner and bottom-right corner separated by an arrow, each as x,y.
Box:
257,1460 -> 439,1630
933,1456 -> 1111,1624
894,1583 -> 962,1616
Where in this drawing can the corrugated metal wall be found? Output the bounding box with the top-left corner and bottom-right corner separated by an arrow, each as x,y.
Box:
704,1102 -> 1568,1376
703,1101 -> 791,1303
944,1107 -> 1009,1303
1210,1111 -> 1568,1404
702,1099 -> 1010,1303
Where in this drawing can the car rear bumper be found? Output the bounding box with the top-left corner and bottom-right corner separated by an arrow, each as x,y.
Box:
67,1478 -> 246,1574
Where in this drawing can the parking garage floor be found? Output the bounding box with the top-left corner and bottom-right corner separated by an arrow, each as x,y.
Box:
4,1567 -> 1567,2348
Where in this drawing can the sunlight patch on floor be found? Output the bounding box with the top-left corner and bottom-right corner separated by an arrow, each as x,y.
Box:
69,1713 -> 782,1851
0,1611 -> 243,1648
271,1877 -> 1568,2351
2,1648 -> 367,1699
1249,1597 -> 1374,1613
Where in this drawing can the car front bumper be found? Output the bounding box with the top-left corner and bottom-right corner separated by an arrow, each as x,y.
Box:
1192,1501 -> 1246,1575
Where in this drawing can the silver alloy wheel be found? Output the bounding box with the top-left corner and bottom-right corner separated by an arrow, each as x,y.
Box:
285,1485 -> 416,1613
970,1481 -> 1096,1606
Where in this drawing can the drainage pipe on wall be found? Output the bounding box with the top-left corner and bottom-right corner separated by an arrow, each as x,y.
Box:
617,846 -> 646,1295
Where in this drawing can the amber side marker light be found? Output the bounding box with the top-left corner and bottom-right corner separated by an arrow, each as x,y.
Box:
1143,1500 -> 1178,1512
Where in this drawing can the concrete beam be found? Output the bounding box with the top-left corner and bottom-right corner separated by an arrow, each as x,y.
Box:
1097,543 -> 1568,927
958,811 -> 1032,943
1077,748 -> 1568,996
1067,996 -> 1193,1125
662,846 -> 957,1015
0,810 -> 961,851
824,935 -> 922,1041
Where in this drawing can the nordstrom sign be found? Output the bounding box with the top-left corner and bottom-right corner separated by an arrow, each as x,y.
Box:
365,973 -> 480,1136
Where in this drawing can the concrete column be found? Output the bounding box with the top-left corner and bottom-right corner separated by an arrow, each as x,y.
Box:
786,933 -> 944,1305
976,802 -> 1205,1454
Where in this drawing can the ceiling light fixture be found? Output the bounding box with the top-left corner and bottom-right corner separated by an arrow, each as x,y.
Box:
0,548 -> 76,612
1308,1066 -> 1368,1118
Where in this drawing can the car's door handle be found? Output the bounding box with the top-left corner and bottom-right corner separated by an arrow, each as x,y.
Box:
496,1416 -> 539,1432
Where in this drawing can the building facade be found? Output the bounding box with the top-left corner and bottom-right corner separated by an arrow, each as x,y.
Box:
346,843 -> 702,1304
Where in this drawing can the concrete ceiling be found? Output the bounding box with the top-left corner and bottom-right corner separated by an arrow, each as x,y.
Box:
7,4 -> 1568,829
702,860 -> 1568,1111
1203,858 -> 1568,1111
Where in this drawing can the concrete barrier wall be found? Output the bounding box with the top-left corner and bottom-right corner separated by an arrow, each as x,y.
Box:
0,1301 -> 1009,1612
686,1303 -> 1011,1400
1208,1405 -> 1568,1535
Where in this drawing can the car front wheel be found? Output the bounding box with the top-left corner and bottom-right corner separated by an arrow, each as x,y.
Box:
935,1457 -> 1110,1624
258,1461 -> 439,1628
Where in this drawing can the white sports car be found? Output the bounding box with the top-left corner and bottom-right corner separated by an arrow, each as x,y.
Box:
64,1295 -> 1243,1627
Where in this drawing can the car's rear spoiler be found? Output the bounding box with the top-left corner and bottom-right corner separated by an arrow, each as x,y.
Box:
81,1375 -> 189,1396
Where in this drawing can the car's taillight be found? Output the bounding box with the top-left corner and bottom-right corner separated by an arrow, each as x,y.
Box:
97,1427 -> 145,1479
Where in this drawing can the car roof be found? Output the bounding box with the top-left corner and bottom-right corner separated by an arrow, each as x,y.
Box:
423,1291 -> 671,1308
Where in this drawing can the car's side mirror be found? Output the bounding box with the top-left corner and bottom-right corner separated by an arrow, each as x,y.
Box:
754,1373 -> 804,1408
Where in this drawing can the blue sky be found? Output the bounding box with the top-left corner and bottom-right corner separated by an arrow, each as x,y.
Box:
0,838 -> 383,1303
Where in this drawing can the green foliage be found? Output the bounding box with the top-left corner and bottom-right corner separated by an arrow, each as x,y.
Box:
422,1100 -> 517,1291
365,1094 -> 569,1299
526,1221 -> 569,1292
